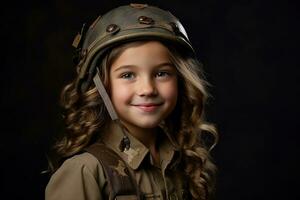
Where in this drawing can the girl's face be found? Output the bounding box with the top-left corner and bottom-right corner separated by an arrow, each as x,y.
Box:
109,41 -> 178,132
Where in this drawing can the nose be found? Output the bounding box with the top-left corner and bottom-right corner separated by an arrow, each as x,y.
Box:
136,77 -> 157,96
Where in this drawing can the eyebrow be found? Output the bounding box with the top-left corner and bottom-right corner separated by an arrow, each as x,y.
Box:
112,62 -> 174,72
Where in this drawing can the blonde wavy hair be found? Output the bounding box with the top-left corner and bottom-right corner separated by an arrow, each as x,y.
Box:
53,41 -> 218,200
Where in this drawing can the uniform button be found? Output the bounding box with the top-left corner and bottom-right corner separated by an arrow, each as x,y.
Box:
169,193 -> 178,200
106,24 -> 120,34
138,16 -> 154,25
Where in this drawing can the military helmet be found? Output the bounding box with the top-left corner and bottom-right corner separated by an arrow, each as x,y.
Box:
73,3 -> 195,92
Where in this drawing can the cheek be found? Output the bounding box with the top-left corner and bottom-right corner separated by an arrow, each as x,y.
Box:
160,80 -> 178,103
110,81 -> 131,105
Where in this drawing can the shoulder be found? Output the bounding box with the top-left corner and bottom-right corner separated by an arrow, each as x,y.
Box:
50,152 -> 107,185
61,152 -> 103,176
45,152 -> 106,200
46,152 -> 106,192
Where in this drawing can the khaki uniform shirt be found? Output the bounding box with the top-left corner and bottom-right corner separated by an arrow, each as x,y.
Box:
45,122 -> 188,200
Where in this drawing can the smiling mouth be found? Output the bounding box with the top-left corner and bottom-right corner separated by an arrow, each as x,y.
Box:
132,103 -> 163,112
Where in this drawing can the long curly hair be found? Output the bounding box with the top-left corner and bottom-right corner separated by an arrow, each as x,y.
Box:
53,41 -> 218,200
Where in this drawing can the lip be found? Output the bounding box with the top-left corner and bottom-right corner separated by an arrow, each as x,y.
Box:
132,103 -> 162,112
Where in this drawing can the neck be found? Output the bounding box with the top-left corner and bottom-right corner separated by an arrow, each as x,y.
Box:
122,123 -> 158,149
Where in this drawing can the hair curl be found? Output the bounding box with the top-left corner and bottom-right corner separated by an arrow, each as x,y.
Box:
52,41 -> 218,200
166,48 -> 218,200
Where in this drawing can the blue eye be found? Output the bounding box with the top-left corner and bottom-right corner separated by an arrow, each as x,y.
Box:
120,72 -> 135,79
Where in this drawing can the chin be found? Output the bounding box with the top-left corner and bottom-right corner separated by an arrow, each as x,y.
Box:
135,119 -> 162,129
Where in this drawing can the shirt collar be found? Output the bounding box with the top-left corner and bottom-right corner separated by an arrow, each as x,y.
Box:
101,121 -> 180,170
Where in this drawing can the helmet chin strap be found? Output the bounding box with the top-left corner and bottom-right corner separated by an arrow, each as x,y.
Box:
93,70 -> 131,151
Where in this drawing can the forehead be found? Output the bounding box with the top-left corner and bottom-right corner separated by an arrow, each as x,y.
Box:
110,41 -> 171,68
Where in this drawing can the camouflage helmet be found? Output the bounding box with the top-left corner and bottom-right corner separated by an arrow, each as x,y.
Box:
73,3 -> 195,92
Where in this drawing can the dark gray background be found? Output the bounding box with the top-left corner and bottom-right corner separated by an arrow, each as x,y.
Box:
1,0 -> 299,199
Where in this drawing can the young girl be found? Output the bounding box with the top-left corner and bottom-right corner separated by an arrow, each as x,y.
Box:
46,3 -> 218,200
